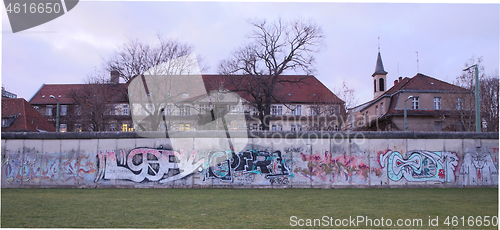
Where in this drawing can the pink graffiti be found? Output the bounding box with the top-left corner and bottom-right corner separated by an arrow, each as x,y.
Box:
295,152 -> 371,183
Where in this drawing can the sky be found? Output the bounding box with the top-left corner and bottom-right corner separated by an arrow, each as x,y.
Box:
2,1 -> 499,106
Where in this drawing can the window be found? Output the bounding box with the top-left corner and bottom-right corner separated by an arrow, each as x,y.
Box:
292,105 -> 302,115
108,105 -> 115,115
166,105 -> 172,115
434,97 -> 441,110
272,124 -> 276,131
122,124 -> 128,132
374,79 -> 376,92
329,106 -> 335,115
74,124 -> 82,132
297,125 -> 302,131
311,106 -> 319,116
375,105 -> 379,117
199,104 -> 207,114
146,104 -> 153,113
291,124 -> 296,131
1,119 -> 8,127
456,98 -> 463,110
412,97 -> 419,109
278,124 -> 283,131
185,105 -> 190,115
379,78 -> 385,91
277,105 -> 282,115
179,105 -> 185,116
60,105 -> 67,116
258,124 -> 262,130
252,124 -> 258,130
179,123 -> 190,131
272,105 -> 277,115
252,107 -> 258,116
123,104 -> 129,115
381,102 -> 384,115
59,124 -> 67,132
46,105 -> 53,116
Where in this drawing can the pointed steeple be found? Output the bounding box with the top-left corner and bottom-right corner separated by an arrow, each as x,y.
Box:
372,51 -> 388,77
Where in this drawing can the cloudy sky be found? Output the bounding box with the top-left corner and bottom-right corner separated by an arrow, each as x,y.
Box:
2,1 -> 499,105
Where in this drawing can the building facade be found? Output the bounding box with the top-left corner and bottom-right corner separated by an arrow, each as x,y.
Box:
29,74 -> 345,132
352,51 -> 472,131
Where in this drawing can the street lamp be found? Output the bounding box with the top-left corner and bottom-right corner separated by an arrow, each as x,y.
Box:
49,95 -> 60,132
463,64 -> 481,132
404,95 -> 414,131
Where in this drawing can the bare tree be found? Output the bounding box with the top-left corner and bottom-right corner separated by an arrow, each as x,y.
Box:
218,18 -> 323,130
68,73 -> 126,131
105,35 -> 202,82
450,55 -> 499,132
479,74 -> 499,131
333,81 -> 358,130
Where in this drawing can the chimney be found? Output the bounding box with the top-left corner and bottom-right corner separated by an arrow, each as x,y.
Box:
398,76 -> 403,82
394,80 -> 398,86
110,71 -> 120,84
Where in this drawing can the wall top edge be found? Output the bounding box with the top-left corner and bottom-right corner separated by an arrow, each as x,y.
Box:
1,131 -> 498,140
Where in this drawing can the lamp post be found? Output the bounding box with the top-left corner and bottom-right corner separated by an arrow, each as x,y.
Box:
463,64 -> 481,132
404,95 -> 414,131
49,95 -> 60,132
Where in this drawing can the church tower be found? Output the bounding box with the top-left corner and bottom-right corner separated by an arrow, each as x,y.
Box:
372,50 -> 388,99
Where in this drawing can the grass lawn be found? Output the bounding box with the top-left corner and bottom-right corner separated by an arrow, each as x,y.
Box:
1,188 -> 498,228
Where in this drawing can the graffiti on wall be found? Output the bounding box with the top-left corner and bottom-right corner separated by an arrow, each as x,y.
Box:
2,153 -> 96,183
2,143 -> 498,188
458,148 -> 498,186
204,149 -> 293,185
95,148 -> 204,183
294,152 -> 377,184
379,150 -> 459,182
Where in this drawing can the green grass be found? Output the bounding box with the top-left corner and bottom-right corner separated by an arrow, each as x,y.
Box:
1,188 -> 498,228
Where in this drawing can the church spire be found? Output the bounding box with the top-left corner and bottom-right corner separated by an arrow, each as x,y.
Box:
372,51 -> 388,77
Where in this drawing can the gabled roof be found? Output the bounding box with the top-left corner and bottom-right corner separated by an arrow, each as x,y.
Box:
29,75 -> 344,106
2,98 -> 56,132
372,52 -> 388,77
29,83 -> 129,105
202,75 -> 344,104
358,73 -> 469,112
399,73 -> 469,92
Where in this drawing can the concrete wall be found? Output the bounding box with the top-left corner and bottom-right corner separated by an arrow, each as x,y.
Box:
2,131 -> 498,188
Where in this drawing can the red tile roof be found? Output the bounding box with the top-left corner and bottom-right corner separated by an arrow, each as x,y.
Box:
202,75 -> 344,104
30,75 -> 344,105
2,98 -> 55,132
358,73 -> 469,112
29,83 -> 129,105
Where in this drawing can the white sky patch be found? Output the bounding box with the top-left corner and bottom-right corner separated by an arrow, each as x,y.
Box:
1,1 -> 498,105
